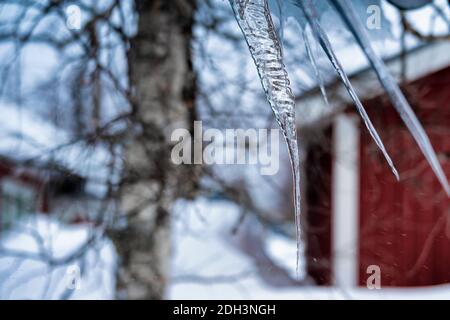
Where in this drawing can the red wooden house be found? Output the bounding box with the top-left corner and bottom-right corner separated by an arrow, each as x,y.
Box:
299,41 -> 450,287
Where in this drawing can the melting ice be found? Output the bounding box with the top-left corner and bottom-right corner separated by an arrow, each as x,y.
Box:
229,0 -> 450,274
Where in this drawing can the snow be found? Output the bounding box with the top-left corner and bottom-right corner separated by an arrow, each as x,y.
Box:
264,229 -> 306,280
168,197 -> 450,300
1,200 -> 450,300
169,197 -> 294,299
0,215 -> 116,299
170,198 -> 251,278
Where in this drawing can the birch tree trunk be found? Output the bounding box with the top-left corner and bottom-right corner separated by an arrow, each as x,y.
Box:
109,0 -> 197,300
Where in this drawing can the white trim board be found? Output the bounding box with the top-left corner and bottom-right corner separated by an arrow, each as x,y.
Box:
332,114 -> 360,288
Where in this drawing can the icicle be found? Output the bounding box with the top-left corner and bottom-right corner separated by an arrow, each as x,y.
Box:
295,0 -> 400,180
229,0 -> 303,275
331,0 -> 450,196
303,27 -> 329,106
269,0 -> 286,49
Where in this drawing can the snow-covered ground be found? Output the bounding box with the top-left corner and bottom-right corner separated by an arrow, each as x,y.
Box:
1,202 -> 450,299
168,198 -> 450,300
0,215 -> 116,299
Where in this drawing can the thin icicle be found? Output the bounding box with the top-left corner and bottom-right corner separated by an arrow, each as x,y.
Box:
270,0 -> 286,49
229,0 -> 302,275
331,0 -> 450,196
294,0 -> 400,180
303,27 -> 329,106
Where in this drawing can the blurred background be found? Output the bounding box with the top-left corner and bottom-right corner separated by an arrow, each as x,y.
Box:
0,0 -> 449,299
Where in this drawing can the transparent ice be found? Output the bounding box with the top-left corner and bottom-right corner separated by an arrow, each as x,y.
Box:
295,0 -> 399,179
229,0 -> 450,273
330,0 -> 450,196
229,0 -> 302,274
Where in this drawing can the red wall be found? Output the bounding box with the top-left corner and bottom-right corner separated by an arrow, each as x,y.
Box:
305,66 -> 450,287
358,66 -> 450,286
305,127 -> 333,285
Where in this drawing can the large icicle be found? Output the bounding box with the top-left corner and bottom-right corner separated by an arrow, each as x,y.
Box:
229,0 -> 302,274
295,0 -> 400,180
331,0 -> 450,196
